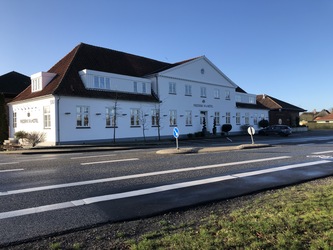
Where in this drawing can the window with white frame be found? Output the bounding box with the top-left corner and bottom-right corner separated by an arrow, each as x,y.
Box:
130,108 -> 140,126
105,78 -> 111,89
93,76 -> 111,90
225,90 -> 231,100
76,106 -> 90,127
254,113 -> 258,125
43,106 -> 51,129
151,109 -> 159,126
133,82 -> 138,93
245,112 -> 249,124
106,107 -> 116,127
200,87 -> 207,97
249,96 -> 255,103
214,89 -> 220,99
32,78 -> 42,92
185,84 -> 192,96
236,112 -> 241,125
169,82 -> 176,94
215,112 -> 220,125
185,111 -> 192,126
226,112 -> 231,124
169,110 -> 177,126
13,112 -> 17,128
142,82 -> 146,93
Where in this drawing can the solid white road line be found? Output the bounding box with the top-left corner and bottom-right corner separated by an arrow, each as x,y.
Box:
312,150 -> 333,155
0,156 -> 290,196
71,154 -> 116,160
80,158 -> 139,165
0,159 -> 330,220
0,162 -> 19,166
0,169 -> 24,173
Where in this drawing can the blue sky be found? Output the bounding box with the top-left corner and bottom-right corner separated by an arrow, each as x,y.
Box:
1,0 -> 332,112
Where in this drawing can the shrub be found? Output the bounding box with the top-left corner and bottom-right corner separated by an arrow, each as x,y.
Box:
14,131 -> 46,147
258,119 -> 269,128
221,124 -> 232,135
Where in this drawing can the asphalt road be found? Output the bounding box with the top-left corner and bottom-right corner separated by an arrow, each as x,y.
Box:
1,131 -> 333,246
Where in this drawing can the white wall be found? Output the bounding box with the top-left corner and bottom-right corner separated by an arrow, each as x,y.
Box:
8,96 -> 57,145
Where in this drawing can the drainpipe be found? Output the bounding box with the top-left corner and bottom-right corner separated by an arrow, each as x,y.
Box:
56,96 -> 61,145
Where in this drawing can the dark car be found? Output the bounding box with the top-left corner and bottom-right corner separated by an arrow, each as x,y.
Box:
258,125 -> 292,136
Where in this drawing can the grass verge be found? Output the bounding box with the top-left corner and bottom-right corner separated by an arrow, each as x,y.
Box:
130,178 -> 333,250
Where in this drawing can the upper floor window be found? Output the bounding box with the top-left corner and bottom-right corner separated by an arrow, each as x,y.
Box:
225,90 -> 231,100
169,82 -> 176,94
94,76 -> 111,90
76,106 -> 90,127
200,87 -> 207,98
185,84 -> 192,96
249,96 -> 255,104
214,89 -> 220,99
32,78 -> 42,92
133,82 -> 138,93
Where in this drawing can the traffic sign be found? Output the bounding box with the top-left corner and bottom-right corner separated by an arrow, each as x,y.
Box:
247,126 -> 255,135
173,127 -> 179,138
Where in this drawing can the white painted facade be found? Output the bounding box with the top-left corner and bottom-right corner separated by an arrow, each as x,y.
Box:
8,56 -> 268,146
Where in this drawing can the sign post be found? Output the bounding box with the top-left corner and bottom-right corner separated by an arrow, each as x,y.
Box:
247,126 -> 255,144
173,127 -> 179,149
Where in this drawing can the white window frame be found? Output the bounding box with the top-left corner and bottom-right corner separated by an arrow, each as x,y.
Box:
43,106 -> 51,129
142,82 -> 146,93
201,87 -> 207,98
169,82 -> 176,94
169,110 -> 177,126
13,112 -> 17,128
245,112 -> 249,124
254,113 -> 258,125
130,108 -> 140,126
215,112 -> 220,125
214,89 -> 220,99
76,106 -> 90,127
225,90 -> 231,100
185,110 -> 192,126
151,109 -> 159,126
226,112 -> 231,124
236,112 -> 241,125
185,85 -> 192,96
106,107 -> 116,127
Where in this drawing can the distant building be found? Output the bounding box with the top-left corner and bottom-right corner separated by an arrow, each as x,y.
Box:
300,109 -> 330,125
257,94 -> 306,127
8,43 -> 269,145
0,71 -> 30,142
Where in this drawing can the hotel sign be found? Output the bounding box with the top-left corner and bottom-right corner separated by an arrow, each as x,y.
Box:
20,118 -> 39,124
193,104 -> 213,108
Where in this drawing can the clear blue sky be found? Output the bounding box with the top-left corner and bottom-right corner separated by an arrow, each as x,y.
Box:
1,0 -> 332,112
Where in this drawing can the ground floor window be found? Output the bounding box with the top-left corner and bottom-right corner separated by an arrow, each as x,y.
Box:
245,112 -> 249,124
43,106 -> 51,128
13,112 -> 17,128
215,112 -> 220,125
106,107 -> 116,127
236,112 -> 241,125
185,111 -> 192,126
169,110 -> 177,126
76,106 -> 90,127
151,109 -> 159,126
254,113 -> 258,125
131,108 -> 140,126
226,112 -> 231,124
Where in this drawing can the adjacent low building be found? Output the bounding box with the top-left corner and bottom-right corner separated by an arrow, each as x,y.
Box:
8,43 -> 269,145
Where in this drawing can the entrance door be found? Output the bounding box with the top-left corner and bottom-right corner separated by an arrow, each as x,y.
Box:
200,111 -> 208,126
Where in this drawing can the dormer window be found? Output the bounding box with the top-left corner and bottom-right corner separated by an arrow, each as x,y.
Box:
31,72 -> 56,93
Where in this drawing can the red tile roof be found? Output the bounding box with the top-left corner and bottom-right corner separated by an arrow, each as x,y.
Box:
314,113 -> 333,121
12,43 -> 192,103
256,94 -> 306,112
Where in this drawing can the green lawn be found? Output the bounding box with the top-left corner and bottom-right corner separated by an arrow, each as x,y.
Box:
130,178 -> 333,250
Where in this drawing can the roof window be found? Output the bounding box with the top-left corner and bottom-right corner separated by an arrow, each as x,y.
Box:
31,72 -> 56,93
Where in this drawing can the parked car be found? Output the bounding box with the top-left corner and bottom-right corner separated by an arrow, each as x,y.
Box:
258,125 -> 292,136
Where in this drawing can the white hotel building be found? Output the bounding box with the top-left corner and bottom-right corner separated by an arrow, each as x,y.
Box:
8,43 -> 268,145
